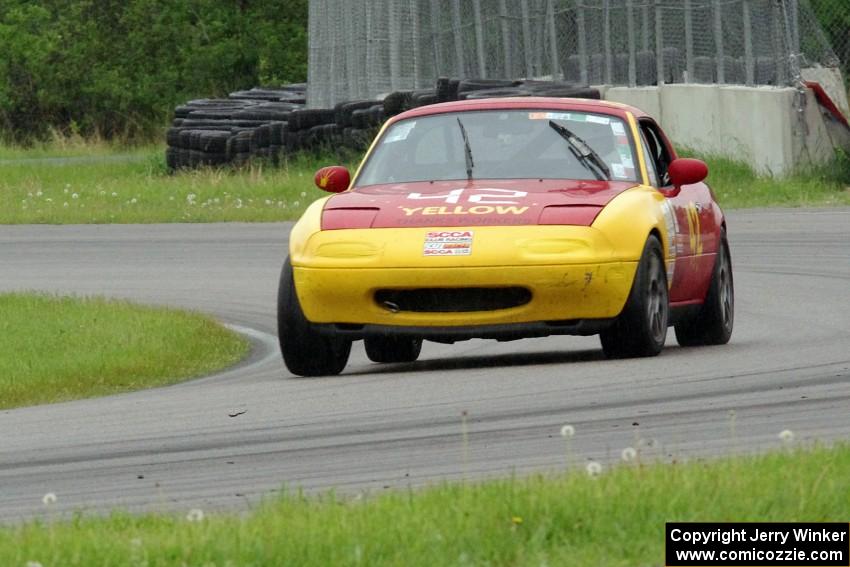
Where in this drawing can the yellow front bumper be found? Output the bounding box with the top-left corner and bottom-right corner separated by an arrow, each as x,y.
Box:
291,226 -> 638,327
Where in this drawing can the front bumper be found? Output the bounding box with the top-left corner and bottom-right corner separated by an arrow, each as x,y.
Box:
291,226 -> 638,328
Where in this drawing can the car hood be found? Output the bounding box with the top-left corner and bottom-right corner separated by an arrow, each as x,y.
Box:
322,179 -> 638,229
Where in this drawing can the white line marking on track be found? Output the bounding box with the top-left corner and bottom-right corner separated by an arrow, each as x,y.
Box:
224,324 -> 281,367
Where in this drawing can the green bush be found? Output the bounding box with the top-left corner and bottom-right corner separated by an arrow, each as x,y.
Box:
0,0 -> 307,143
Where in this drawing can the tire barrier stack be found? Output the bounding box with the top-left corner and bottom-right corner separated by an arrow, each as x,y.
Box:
165,80 -> 600,171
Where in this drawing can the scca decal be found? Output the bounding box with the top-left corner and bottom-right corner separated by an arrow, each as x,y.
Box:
426,231 -> 473,238
403,206 -> 529,216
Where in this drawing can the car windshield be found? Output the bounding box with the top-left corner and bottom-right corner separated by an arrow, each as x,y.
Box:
355,109 -> 639,186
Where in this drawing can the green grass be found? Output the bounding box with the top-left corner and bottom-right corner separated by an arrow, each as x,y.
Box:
684,149 -> 850,208
0,145 -> 354,224
0,292 -> 248,409
2,444 -> 846,566
0,143 -> 847,225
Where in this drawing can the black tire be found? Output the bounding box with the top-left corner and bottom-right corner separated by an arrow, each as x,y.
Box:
165,147 -> 180,171
199,131 -> 229,153
364,336 -> 423,363
436,77 -> 451,102
531,87 -> 601,100
675,232 -> 734,346
461,88 -> 532,100
457,78 -> 520,93
277,258 -> 351,377
290,109 -> 335,131
383,90 -> 413,116
600,235 -> 669,358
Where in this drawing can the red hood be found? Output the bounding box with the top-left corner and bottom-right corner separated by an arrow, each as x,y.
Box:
321,179 -> 636,229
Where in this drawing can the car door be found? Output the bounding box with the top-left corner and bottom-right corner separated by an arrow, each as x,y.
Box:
637,118 -> 718,305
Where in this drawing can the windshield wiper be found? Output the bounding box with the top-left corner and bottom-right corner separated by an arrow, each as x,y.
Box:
456,117 -> 474,181
548,120 -> 610,181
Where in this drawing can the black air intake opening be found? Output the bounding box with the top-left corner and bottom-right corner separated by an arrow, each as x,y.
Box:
375,287 -> 531,313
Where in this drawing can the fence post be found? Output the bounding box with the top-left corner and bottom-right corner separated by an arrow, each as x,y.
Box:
577,0 -> 589,85
429,0 -> 443,77
788,0 -> 801,78
452,0 -> 466,77
547,0 -> 560,79
743,0 -> 754,86
684,0 -> 694,82
771,0 -> 787,85
365,2 -> 377,101
389,0 -> 402,90
499,0 -> 513,77
714,0 -> 725,83
521,0 -> 534,77
410,0 -> 422,88
627,0 -> 636,86
472,0 -> 488,78
655,0 -> 664,85
603,0 -> 613,84
641,2 -> 650,52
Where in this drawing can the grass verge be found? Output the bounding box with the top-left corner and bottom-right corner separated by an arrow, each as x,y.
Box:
2,443 -> 846,566
0,143 -> 848,224
0,292 -> 248,409
681,148 -> 850,208
0,145 -> 357,224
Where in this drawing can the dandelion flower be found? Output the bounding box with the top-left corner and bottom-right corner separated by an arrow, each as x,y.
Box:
99,190 -> 106,196
72,193 -> 79,199
45,198 -> 53,203
63,188 -> 69,194
36,191 -> 43,197
511,516 -> 523,525
265,199 -> 272,205
585,461 -> 602,477
63,202 -> 69,208
560,424 -> 575,438
621,447 -> 637,462
293,201 -> 300,207
130,198 -> 137,204
186,508 -> 204,522
111,192 -> 118,197
778,429 -> 794,444
300,191 -> 307,198
42,492 -> 57,506
26,561 -> 43,567
235,198 -> 243,209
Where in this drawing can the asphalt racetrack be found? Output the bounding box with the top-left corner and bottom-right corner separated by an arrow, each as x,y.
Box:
0,208 -> 848,522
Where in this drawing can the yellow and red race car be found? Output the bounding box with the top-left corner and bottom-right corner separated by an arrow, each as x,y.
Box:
279,98 -> 733,376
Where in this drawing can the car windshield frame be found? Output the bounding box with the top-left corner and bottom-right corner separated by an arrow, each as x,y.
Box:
353,108 -> 641,188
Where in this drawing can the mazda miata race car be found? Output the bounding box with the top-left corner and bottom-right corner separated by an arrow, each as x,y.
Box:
278,98 -> 734,376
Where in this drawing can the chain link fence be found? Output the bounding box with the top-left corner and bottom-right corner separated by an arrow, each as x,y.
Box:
307,0 -> 845,108
808,0 -> 850,85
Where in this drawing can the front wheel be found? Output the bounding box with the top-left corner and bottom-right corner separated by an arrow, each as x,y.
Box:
364,336 -> 423,363
675,231 -> 734,346
277,258 -> 351,376
600,235 -> 668,358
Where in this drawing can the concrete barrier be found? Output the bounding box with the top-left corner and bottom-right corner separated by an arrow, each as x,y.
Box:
602,82 -> 848,176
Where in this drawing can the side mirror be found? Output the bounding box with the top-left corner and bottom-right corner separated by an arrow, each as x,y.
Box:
314,166 -> 351,193
668,158 -> 708,189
